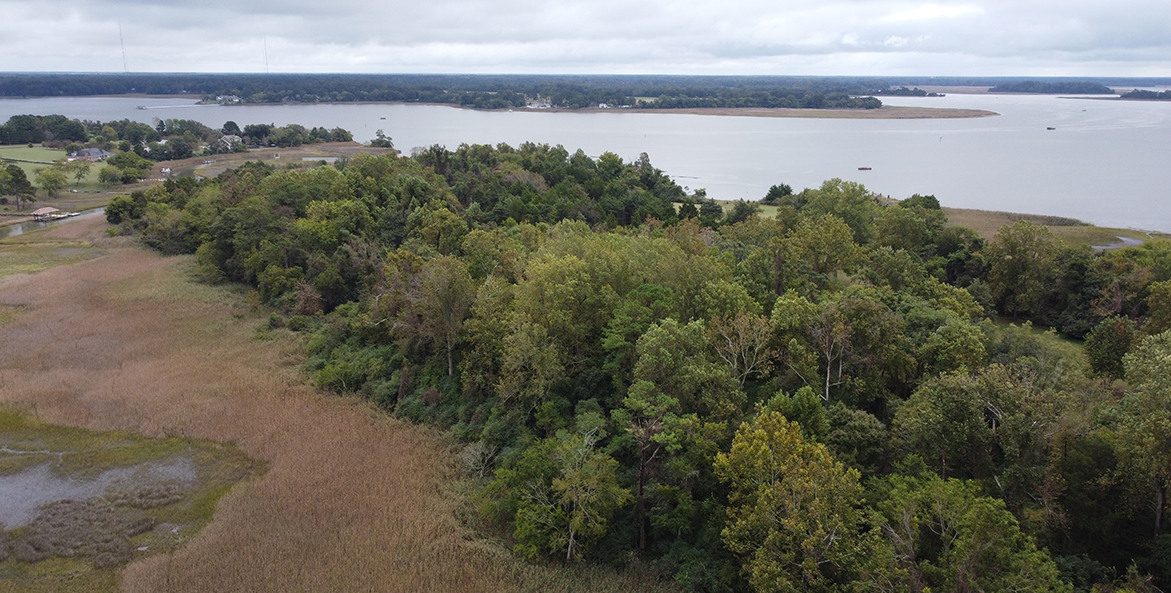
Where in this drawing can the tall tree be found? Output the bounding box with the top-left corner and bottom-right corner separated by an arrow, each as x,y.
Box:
708,311 -> 776,386
415,256 -> 476,376
4,162 -> 36,209
715,410 -> 867,593
65,158 -> 91,186
986,220 -> 1060,317
866,473 -> 1071,593
35,166 -> 65,197
1116,330 -> 1171,535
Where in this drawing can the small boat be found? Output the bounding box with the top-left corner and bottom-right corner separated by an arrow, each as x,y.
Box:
1047,127 -> 1056,130
380,117 -> 386,119
136,105 -> 146,110
858,167 -> 872,171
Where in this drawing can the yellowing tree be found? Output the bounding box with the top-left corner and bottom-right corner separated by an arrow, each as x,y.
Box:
715,410 -> 867,593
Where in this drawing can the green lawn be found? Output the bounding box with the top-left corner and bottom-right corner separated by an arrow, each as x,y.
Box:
0,145 -> 107,193
0,145 -> 62,163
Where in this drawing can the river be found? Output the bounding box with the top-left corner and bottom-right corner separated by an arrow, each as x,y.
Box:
2,94 -> 1169,231
0,208 -> 106,240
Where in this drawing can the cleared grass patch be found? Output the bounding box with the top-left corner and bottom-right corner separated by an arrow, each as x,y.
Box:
0,145 -> 64,163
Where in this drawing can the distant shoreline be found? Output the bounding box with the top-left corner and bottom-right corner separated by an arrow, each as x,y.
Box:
0,94 -> 998,119
600,105 -> 998,119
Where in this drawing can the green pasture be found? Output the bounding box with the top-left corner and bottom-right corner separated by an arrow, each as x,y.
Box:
0,145 -> 107,193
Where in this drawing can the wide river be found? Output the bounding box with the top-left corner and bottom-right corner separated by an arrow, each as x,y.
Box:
2,94 -> 1169,231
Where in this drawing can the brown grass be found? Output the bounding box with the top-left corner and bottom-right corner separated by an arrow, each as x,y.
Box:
942,206 -> 1152,247
0,218 -> 677,593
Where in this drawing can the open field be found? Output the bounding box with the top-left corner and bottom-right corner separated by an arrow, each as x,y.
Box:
0,145 -> 106,193
0,217 -> 677,593
941,206 -> 1161,247
588,105 -> 998,119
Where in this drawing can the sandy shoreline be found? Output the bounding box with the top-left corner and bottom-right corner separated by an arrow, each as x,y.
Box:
600,105 -> 998,119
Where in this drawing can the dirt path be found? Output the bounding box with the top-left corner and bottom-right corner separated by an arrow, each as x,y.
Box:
0,217 -> 520,592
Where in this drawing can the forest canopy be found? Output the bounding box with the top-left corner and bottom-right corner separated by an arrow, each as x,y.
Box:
107,142 -> 1171,593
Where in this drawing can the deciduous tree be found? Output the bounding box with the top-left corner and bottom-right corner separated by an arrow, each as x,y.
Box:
715,410 -> 867,593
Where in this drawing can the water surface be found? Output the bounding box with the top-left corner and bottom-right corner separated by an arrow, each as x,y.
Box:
2,95 -> 1168,231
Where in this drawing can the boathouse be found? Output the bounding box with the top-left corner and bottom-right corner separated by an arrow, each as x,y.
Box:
31,207 -> 59,221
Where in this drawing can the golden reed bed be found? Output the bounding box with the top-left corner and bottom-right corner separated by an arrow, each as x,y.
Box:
0,217 -> 673,593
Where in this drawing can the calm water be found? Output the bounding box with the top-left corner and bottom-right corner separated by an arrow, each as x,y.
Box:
2,94 -> 1169,231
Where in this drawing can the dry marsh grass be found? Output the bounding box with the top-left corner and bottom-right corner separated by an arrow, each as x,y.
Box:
0,216 -> 679,592
943,206 -> 1151,247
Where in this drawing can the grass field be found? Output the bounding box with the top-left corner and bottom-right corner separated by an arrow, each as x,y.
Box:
0,230 -> 101,279
0,145 -> 108,199
942,206 -> 1154,247
0,217 -> 679,593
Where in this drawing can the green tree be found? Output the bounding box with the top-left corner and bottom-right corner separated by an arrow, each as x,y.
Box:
715,410 -> 867,593
801,178 -> 879,245
986,220 -> 1060,317
1144,280 -> 1171,335
495,313 -> 564,406
866,473 -> 1072,593
699,197 -> 724,224
369,129 -> 395,148
35,166 -> 66,196
783,214 -> 862,289
65,158 -> 91,186
1084,316 -> 1137,379
1115,331 -> 1171,535
98,164 -> 122,187
761,183 -> 793,206
510,428 -> 631,561
611,380 -> 685,550
634,318 -> 744,419
416,256 -> 476,376
725,199 -> 761,224
893,365 -> 1058,515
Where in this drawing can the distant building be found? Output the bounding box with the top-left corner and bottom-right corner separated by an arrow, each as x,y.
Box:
217,135 -> 243,151
66,148 -> 113,162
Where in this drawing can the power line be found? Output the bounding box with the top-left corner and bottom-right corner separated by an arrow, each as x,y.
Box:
118,23 -> 128,72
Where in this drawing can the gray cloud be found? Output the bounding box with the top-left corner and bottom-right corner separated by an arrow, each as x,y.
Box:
2,0 -> 1168,74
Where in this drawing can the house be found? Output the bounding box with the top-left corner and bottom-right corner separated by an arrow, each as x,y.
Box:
217,135 -> 243,151
66,148 -> 113,162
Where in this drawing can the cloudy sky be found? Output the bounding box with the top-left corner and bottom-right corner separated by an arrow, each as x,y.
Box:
3,0 -> 1169,75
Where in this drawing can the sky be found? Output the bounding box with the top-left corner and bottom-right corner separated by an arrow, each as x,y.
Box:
2,0 -> 1169,76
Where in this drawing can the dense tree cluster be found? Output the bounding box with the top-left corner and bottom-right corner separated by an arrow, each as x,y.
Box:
0,114 -> 87,144
0,74 -> 887,111
1120,89 -> 1171,101
873,86 -> 943,97
109,143 -> 1171,593
988,81 -> 1116,94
